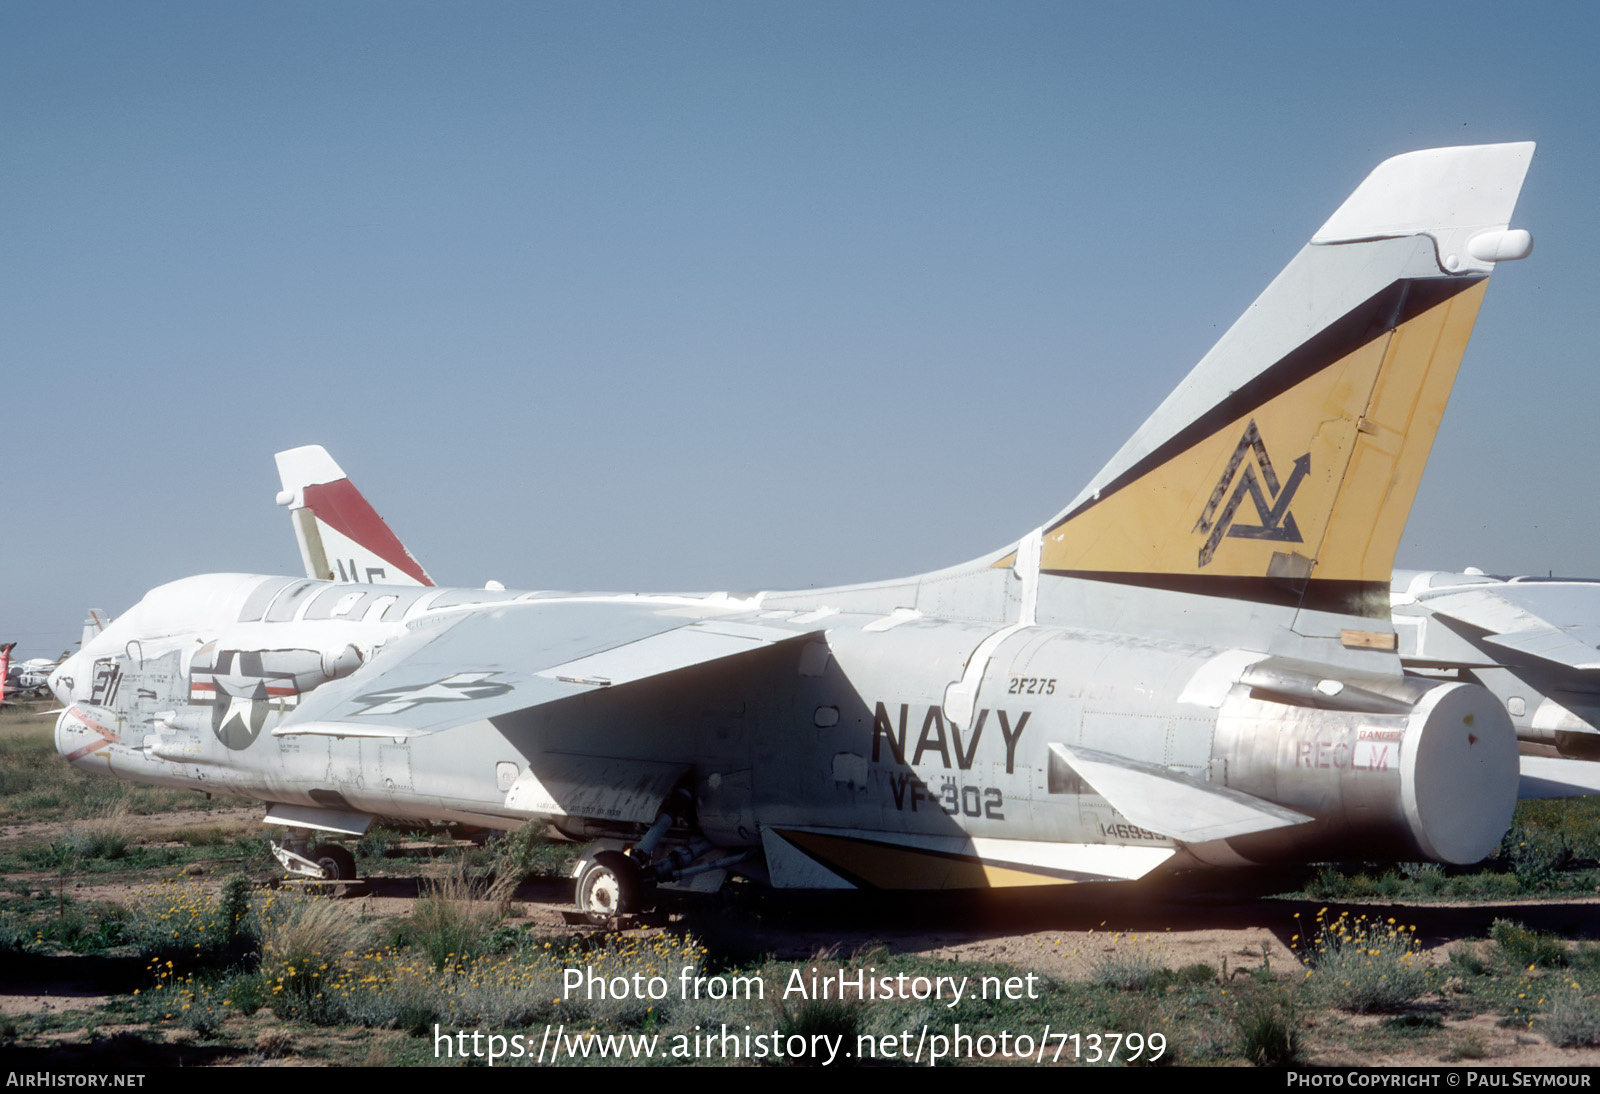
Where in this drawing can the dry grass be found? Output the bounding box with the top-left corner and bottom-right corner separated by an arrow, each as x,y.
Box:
1543,992 -> 1600,1048
0,703 -> 202,820
257,889 -> 369,1008
70,800 -> 134,859
408,859 -> 516,969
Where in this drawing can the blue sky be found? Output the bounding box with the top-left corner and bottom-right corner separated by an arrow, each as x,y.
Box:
4,2 -> 1596,657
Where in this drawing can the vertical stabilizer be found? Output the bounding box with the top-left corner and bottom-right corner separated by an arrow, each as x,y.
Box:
80,610 -> 108,653
274,446 -> 434,586
1020,144 -> 1533,644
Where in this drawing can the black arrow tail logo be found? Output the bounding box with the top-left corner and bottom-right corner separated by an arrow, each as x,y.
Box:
1195,421 -> 1309,567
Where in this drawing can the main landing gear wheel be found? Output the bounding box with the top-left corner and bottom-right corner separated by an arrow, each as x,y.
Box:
309,843 -> 357,882
576,850 -> 649,924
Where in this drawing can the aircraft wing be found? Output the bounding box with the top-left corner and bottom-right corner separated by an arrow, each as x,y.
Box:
275,598 -> 842,738
1417,582 -> 1600,673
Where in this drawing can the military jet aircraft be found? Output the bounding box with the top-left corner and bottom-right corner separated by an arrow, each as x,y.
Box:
276,458 -> 1600,791
4,644 -> 69,702
278,448 -> 1600,771
52,142 -> 1594,917
1394,570 -> 1600,760
4,611 -> 109,704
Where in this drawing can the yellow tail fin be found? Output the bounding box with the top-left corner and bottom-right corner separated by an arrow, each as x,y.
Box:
1022,144 -> 1533,623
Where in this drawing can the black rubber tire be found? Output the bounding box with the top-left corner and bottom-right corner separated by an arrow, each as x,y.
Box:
575,850 -> 650,922
309,843 -> 357,881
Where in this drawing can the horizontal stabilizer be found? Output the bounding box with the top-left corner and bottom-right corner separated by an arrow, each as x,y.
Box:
765,827 -> 1175,889
1518,755 -> 1600,800
1049,743 -> 1312,843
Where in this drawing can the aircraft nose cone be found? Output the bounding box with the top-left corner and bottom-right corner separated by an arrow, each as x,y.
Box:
54,705 -> 107,768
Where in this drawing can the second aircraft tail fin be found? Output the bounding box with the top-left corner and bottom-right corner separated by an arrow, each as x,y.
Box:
274,445 -> 434,587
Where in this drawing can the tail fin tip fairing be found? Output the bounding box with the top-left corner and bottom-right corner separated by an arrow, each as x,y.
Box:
274,445 -> 435,587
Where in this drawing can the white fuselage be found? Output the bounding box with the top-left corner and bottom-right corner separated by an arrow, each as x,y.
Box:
53,571 -> 1518,889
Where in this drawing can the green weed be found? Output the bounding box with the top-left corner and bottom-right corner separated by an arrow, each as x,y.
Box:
1297,908 -> 1431,1013
257,889 -> 367,1019
400,860 -> 512,970
118,876 -> 251,964
1448,944 -> 1490,977
1542,991 -> 1600,1048
773,997 -> 862,1065
1491,919 -> 1567,969
1089,935 -> 1170,991
1235,996 -> 1301,1066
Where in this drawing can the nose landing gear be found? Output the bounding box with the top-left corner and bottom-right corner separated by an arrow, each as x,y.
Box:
271,829 -> 359,882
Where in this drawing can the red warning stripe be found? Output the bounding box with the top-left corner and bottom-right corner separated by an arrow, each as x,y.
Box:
62,704 -> 119,763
